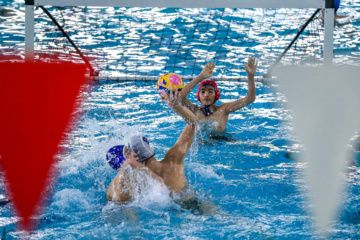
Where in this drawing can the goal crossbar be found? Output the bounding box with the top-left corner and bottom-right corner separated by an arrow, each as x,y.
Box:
32,0 -> 325,9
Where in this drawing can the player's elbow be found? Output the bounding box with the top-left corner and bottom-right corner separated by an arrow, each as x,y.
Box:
250,95 -> 256,103
192,116 -> 200,125
247,95 -> 256,104
185,115 -> 199,127
188,119 -> 198,127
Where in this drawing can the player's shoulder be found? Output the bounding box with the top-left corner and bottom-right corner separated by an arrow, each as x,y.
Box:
214,102 -> 234,115
216,102 -> 231,111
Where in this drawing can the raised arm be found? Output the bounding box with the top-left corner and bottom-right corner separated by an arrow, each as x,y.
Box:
162,91 -> 199,127
163,124 -> 196,165
181,62 -> 216,111
159,91 -> 198,165
222,57 -> 257,114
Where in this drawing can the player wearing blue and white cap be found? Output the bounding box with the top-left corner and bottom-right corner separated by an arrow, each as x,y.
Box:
106,91 -> 199,203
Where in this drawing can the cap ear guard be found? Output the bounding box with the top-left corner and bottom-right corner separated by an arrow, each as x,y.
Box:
106,145 -> 126,171
196,80 -> 220,104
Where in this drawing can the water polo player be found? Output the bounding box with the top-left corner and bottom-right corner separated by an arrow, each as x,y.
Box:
180,57 -> 257,132
106,91 -> 199,203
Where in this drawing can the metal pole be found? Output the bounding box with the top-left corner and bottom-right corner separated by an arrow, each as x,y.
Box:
323,0 -> 334,66
25,2 -> 35,62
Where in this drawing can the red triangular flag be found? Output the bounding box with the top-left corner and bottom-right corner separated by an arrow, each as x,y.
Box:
0,61 -> 89,232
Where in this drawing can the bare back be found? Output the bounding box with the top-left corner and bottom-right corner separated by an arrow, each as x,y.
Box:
106,170 -> 133,203
146,158 -> 187,192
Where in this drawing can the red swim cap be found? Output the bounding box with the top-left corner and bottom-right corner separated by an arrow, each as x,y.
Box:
196,80 -> 220,104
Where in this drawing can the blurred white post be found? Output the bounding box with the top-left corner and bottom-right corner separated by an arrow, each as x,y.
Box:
323,6 -> 334,65
25,4 -> 35,62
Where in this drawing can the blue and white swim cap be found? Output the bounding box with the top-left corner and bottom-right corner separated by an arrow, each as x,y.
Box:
128,135 -> 155,163
106,145 -> 126,171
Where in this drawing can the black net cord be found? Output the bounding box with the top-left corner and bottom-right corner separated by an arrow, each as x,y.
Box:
39,5 -> 97,76
264,8 -> 321,78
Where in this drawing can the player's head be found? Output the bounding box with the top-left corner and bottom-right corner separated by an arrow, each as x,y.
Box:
196,80 -> 220,105
106,145 -> 126,171
127,134 -> 155,163
106,135 -> 154,171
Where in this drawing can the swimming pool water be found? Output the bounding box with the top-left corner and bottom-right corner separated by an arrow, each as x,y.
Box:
0,81 -> 359,239
1,0 -> 360,239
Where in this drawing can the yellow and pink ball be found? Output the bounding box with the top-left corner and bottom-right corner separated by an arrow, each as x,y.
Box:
156,73 -> 184,98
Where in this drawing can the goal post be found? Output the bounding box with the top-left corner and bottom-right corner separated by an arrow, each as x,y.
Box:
25,3 -> 35,63
324,1 -> 335,66
25,0 -> 334,81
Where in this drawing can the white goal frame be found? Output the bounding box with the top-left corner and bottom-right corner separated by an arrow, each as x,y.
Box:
25,0 -> 334,68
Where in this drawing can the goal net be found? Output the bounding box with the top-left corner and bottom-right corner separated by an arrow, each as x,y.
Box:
32,6 -> 324,81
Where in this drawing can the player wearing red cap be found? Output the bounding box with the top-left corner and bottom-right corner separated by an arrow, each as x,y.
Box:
180,57 -> 258,132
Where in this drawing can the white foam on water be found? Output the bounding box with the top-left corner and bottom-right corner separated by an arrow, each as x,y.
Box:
59,118 -> 142,174
123,165 -> 173,209
51,188 -> 94,212
53,117 -> 177,210
189,162 -> 224,180
85,118 -> 174,205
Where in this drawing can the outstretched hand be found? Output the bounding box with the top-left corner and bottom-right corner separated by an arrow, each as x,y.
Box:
161,90 -> 182,109
162,90 -> 199,126
200,62 -> 215,79
245,57 -> 258,76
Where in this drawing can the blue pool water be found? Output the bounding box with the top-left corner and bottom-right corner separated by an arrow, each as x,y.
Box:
1,0 -> 360,239
0,81 -> 359,239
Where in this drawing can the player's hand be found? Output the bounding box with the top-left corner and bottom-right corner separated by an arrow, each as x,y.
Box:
200,62 -> 215,79
245,57 -> 258,76
161,90 -> 181,109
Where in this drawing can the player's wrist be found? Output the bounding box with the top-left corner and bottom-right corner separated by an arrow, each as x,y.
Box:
172,104 -> 183,111
198,72 -> 208,80
247,73 -> 255,78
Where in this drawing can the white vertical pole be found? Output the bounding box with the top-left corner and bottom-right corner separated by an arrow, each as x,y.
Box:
25,5 -> 35,62
323,8 -> 334,66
